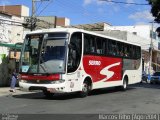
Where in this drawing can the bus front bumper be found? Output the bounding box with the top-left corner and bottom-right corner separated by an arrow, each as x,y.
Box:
19,81 -> 66,93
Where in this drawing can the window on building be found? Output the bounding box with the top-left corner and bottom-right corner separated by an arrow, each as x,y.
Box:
133,32 -> 137,35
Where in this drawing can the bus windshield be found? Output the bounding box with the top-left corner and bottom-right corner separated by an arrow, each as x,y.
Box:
20,32 -> 68,74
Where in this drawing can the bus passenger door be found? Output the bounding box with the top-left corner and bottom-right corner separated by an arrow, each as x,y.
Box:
66,32 -> 82,91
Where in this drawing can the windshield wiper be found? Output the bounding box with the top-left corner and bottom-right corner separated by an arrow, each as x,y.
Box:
39,56 -> 49,73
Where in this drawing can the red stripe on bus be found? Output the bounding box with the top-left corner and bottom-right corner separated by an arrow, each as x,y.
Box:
20,74 -> 60,81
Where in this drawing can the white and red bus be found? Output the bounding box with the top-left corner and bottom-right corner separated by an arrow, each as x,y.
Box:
19,28 -> 142,97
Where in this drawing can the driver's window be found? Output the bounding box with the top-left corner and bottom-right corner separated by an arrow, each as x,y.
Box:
67,32 -> 82,73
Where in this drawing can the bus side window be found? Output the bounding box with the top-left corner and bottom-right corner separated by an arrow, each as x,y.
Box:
124,44 -> 128,57
128,45 -> 132,58
111,41 -> 117,56
67,32 -> 82,73
84,35 -> 90,54
117,42 -> 121,56
107,40 -> 112,55
131,46 -> 135,59
84,34 -> 96,54
102,39 -> 106,55
96,37 -> 104,55
90,36 -> 96,53
136,46 -> 141,59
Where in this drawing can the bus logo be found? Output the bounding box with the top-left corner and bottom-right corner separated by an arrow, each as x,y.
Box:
100,62 -> 121,81
89,60 -> 101,66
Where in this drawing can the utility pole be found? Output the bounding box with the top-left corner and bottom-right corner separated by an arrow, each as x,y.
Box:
54,16 -> 57,28
149,21 -> 154,76
31,0 -> 50,31
32,0 -> 36,17
31,0 -> 35,31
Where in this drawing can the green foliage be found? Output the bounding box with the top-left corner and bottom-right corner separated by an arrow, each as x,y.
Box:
147,0 -> 160,23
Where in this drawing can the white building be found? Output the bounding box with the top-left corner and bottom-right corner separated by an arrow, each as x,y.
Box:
108,25 -> 159,41
0,5 -> 29,86
0,12 -> 13,86
0,12 -> 12,63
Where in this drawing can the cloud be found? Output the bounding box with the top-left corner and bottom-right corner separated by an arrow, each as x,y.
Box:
83,0 -> 119,13
83,0 -> 93,6
83,0 -> 107,6
129,10 -> 154,22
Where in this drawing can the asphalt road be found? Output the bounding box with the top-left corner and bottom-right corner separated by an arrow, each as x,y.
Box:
0,83 -> 160,116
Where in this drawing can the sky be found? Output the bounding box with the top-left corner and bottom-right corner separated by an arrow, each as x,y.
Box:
0,0 -> 155,26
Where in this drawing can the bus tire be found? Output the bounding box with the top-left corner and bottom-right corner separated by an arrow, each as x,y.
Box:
78,80 -> 91,98
121,77 -> 128,91
43,90 -> 54,98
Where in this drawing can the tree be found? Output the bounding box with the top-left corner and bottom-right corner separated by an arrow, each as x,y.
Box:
147,0 -> 160,23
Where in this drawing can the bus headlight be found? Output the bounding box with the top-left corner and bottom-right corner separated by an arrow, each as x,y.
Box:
51,80 -> 65,84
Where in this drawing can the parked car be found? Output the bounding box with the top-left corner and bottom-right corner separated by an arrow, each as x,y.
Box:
150,71 -> 160,84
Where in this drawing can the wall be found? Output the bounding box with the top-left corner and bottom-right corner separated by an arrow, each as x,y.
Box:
21,5 -> 29,17
0,13 -> 11,86
57,17 -> 70,26
0,13 -> 11,43
0,47 -> 10,86
126,32 -> 150,50
0,11 -> 25,86
109,25 -> 153,40
95,30 -> 127,41
0,5 -> 29,17
10,16 -> 24,44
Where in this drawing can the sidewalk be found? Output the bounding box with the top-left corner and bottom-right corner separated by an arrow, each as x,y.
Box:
0,87 -> 28,97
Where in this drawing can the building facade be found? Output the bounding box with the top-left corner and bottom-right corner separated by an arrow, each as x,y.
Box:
0,12 -> 12,86
108,25 -> 158,40
0,5 -> 29,86
0,5 -> 29,17
23,16 -> 70,31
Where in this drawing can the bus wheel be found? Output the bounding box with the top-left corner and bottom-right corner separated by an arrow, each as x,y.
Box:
121,78 -> 128,91
43,90 -> 54,98
79,81 -> 90,98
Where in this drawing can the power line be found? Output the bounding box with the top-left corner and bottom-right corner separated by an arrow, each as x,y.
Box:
99,0 -> 149,6
35,1 -> 43,16
37,0 -> 54,16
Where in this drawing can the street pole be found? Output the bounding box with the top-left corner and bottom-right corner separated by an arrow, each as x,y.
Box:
31,0 -> 35,31
31,0 -> 50,31
54,16 -> 57,28
32,0 -> 36,17
149,21 -> 154,76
